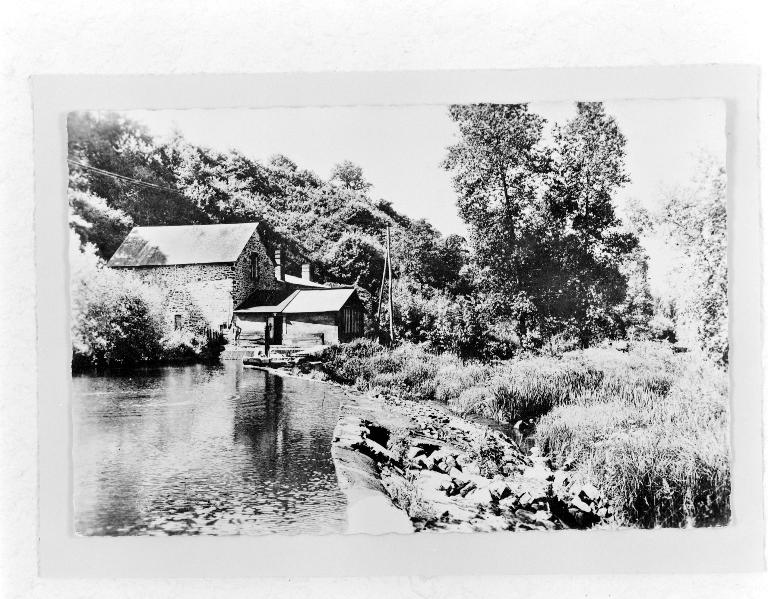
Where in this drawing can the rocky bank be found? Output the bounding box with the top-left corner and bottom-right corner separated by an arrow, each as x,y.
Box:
332,389 -> 617,533
249,361 -> 616,533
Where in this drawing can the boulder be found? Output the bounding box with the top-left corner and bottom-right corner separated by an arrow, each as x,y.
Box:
467,487 -> 494,506
570,497 -> 593,513
578,483 -> 601,503
443,455 -> 458,472
514,509 -> 538,525
488,480 -> 512,501
498,495 -> 519,510
364,438 -> 397,462
459,481 -> 478,498
517,492 -> 533,508
406,446 -> 424,462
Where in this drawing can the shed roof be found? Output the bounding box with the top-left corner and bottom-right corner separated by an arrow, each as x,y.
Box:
107,223 -> 259,267
282,288 -> 358,314
234,287 -> 358,315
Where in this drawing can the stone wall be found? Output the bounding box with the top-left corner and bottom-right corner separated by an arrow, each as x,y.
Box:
116,229 -> 278,333
231,229 -> 280,305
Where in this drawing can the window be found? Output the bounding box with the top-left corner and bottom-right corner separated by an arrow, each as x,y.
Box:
250,253 -> 259,280
174,314 -> 182,330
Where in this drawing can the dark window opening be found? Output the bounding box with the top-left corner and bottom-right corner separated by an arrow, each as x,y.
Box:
174,314 -> 182,330
250,253 -> 259,280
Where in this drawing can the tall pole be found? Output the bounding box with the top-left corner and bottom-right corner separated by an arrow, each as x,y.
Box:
377,237 -> 387,328
386,226 -> 395,345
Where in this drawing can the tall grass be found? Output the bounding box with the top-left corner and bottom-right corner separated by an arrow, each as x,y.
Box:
320,339 -> 730,528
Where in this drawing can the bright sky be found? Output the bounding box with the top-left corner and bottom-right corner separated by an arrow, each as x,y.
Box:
127,99 -> 725,294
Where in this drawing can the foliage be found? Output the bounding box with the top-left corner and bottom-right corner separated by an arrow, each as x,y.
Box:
535,345 -> 729,527
330,160 -> 372,191
656,157 -> 728,363
442,102 -> 642,348
70,232 -> 223,370
70,236 -> 166,369
323,339 -> 730,528
69,189 -> 134,258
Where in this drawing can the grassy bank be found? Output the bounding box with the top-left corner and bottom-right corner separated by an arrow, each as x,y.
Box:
320,339 -> 730,528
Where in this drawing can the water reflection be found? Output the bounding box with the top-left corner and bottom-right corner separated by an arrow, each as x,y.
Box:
73,362 -> 347,535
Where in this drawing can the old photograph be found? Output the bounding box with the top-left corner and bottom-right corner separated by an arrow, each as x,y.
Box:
69,99 -> 728,536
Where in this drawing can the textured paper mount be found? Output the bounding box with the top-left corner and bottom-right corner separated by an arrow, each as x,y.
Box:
33,67 -> 762,577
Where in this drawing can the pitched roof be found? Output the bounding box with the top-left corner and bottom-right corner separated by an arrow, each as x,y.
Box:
234,287 -> 358,315
107,223 -> 259,267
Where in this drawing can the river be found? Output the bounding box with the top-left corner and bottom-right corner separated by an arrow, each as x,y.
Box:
72,362 -> 348,535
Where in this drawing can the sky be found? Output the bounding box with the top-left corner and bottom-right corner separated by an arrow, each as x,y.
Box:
127,99 -> 725,293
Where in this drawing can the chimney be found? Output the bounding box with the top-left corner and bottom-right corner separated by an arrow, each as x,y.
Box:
301,263 -> 312,282
274,249 -> 284,281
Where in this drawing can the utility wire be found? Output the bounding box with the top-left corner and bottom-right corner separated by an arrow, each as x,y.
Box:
67,159 -> 184,195
68,157 -> 317,262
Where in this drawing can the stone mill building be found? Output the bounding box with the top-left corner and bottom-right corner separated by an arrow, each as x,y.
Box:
107,222 -> 365,347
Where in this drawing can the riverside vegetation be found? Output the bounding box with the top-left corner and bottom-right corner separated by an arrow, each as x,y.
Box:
320,338 -> 730,529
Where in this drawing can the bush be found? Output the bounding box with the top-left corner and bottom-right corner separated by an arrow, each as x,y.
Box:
70,232 -> 226,370
71,245 -> 167,370
160,329 -> 224,363
535,348 -> 729,528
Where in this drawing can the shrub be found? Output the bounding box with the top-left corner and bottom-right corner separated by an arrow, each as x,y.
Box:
70,232 -> 225,370
535,349 -> 729,528
71,246 -> 167,370
451,386 -> 495,418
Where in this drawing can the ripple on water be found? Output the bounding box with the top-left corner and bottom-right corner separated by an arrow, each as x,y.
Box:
73,363 -> 348,536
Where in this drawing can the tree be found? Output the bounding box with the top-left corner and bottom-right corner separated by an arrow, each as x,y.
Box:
442,103 -> 549,340
330,160 -> 372,192
657,156 -> 727,363
390,219 -> 468,293
544,102 -> 639,345
443,102 -> 639,347
69,189 -> 133,257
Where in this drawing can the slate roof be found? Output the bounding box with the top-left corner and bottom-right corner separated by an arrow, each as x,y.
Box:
107,223 -> 259,267
235,287 -> 359,315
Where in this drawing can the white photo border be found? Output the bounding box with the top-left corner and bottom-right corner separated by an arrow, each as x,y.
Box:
33,67 -> 763,577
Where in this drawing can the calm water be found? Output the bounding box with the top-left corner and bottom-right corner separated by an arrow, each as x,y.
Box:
73,363 -> 348,535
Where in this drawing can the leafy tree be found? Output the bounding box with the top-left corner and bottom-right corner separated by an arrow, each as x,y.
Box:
330,160 -> 372,192
391,219 -> 468,293
657,156 -> 727,362
69,189 -> 133,257
543,102 -> 639,346
68,112 -> 206,238
442,103 -> 549,338
324,232 -> 385,298
443,102 -> 639,347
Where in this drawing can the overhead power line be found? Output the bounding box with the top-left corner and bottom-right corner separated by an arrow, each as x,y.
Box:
67,159 -> 184,195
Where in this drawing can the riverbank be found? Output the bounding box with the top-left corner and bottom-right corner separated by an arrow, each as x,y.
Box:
316,339 -> 730,529
249,361 -> 616,533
